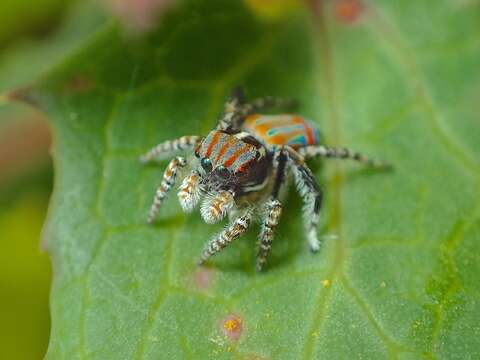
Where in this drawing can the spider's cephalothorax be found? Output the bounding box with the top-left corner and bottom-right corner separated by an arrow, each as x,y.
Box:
140,88 -> 389,271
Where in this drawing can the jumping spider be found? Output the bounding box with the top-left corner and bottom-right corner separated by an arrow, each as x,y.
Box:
140,88 -> 388,271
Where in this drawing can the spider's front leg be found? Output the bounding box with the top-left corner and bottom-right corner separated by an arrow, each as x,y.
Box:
199,210 -> 252,265
147,156 -> 187,223
286,147 -> 324,252
140,135 -> 202,163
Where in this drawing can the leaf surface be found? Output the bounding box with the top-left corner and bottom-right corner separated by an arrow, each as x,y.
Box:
27,0 -> 480,358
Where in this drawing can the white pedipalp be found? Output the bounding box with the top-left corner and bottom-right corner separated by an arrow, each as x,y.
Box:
177,171 -> 203,213
200,190 -> 235,224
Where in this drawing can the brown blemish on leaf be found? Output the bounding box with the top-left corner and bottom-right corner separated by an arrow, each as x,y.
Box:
220,314 -> 243,341
334,0 -> 365,24
5,87 -> 41,108
64,74 -> 95,93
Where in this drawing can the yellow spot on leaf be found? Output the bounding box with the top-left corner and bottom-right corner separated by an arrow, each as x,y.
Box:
224,318 -> 240,331
322,279 -> 331,287
244,0 -> 302,21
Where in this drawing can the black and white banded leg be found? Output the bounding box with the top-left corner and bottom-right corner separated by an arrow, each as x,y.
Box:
140,135 -> 202,163
243,95 -> 297,115
199,211 -> 252,265
148,156 -> 187,223
287,147 -> 323,252
299,145 -> 390,169
257,198 -> 282,271
217,87 -> 246,131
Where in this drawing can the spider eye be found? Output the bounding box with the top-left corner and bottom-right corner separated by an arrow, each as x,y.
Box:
215,165 -> 231,179
201,157 -> 212,172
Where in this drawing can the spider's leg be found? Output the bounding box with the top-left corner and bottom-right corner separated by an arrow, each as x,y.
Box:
299,145 -> 390,169
256,147 -> 287,271
199,210 -> 252,264
243,95 -> 298,115
140,135 -> 202,163
286,146 -> 323,252
257,198 -> 282,271
216,87 -> 246,131
148,156 -> 187,223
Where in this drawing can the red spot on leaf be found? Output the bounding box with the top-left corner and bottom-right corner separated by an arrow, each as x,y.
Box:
334,0 -> 365,24
192,266 -> 215,290
105,0 -> 174,33
220,314 -> 243,341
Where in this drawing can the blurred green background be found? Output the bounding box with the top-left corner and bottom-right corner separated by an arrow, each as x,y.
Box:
0,0 -> 74,358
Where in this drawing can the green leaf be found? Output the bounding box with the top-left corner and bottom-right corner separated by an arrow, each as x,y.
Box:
25,0 -> 480,358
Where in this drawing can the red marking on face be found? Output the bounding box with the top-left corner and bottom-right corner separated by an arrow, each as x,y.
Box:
192,266 -> 214,290
334,0 -> 365,24
220,314 -> 243,341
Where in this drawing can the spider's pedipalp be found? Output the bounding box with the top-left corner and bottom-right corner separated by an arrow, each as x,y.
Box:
199,210 -> 252,264
140,135 -> 202,163
177,170 -> 203,213
200,190 -> 235,224
148,156 -> 187,223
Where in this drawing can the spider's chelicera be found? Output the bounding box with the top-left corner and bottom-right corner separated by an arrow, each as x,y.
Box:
140,88 -> 389,271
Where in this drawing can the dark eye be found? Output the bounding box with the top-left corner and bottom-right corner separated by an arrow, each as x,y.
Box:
215,165 -> 231,179
201,158 -> 212,172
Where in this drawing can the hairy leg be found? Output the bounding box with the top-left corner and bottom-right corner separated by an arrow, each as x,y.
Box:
286,146 -> 323,251
199,211 -> 252,264
147,156 -> 187,223
299,145 -> 390,169
140,135 -> 202,163
242,95 -> 297,115
257,198 -> 283,271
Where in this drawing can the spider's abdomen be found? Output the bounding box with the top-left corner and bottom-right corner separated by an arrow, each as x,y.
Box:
242,114 -> 320,149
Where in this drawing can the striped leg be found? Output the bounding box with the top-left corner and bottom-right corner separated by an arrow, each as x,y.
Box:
140,135 -> 202,163
199,211 -> 252,264
299,145 -> 390,169
257,198 -> 283,271
245,95 -> 297,114
217,87 -> 245,131
148,157 -> 187,223
286,147 -> 323,252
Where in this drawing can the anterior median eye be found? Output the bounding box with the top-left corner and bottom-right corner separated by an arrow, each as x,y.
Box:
201,157 -> 212,172
215,165 -> 231,179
